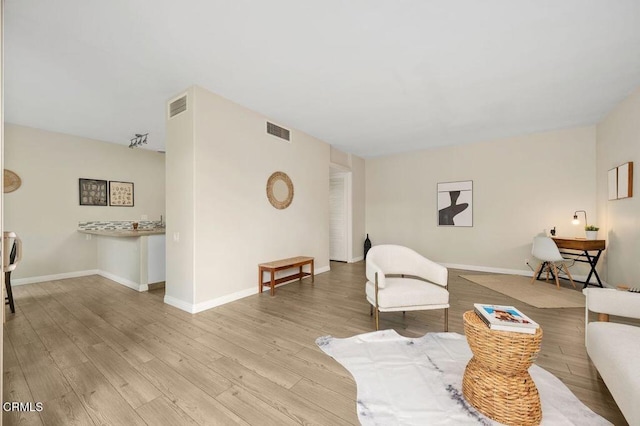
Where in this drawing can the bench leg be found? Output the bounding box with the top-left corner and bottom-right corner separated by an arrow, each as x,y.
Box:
311,259 -> 314,283
270,270 -> 275,296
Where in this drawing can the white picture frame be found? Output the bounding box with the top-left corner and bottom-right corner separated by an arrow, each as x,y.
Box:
617,162 -> 633,199
437,180 -> 473,227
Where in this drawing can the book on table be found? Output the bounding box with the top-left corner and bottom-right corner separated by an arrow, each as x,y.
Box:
473,303 -> 539,334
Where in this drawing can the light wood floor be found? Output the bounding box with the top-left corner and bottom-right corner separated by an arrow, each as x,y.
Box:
3,262 -> 629,425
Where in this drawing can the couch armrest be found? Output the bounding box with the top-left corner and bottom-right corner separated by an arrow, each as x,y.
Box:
583,288 -> 640,320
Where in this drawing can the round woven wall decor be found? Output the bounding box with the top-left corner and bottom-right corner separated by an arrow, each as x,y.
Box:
4,169 -> 22,193
266,171 -> 294,210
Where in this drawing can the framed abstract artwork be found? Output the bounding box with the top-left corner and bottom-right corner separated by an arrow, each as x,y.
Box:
437,180 -> 473,227
617,162 -> 633,199
79,178 -> 108,206
608,161 -> 633,201
109,181 -> 134,207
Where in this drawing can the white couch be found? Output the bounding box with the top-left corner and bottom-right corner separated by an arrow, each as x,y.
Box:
366,244 -> 449,331
584,288 -> 640,425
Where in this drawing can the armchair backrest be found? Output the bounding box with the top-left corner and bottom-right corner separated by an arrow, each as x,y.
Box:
366,244 -> 447,287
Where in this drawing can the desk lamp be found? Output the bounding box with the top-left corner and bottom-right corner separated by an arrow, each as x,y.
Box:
572,210 -> 588,226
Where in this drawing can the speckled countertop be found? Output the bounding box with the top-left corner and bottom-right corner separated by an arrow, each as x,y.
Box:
78,229 -> 165,237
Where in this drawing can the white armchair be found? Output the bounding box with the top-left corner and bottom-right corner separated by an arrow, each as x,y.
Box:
584,288 -> 640,425
366,245 -> 449,331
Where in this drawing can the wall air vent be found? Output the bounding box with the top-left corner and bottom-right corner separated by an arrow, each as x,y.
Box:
169,95 -> 188,118
267,122 -> 290,141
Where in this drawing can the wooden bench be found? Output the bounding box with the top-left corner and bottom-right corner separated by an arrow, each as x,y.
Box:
258,256 -> 314,296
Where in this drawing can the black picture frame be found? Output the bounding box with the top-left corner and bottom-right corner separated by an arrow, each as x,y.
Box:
109,181 -> 134,207
79,178 -> 108,206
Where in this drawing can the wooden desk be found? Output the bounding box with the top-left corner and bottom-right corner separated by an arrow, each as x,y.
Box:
551,237 -> 606,288
258,256 -> 314,296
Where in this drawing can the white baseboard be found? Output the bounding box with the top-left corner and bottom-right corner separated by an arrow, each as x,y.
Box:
11,270 -> 100,286
11,269 -> 150,291
163,294 -> 196,313
315,265 -> 331,275
349,256 -> 364,263
165,265 -> 332,314
443,263 -> 532,277
97,271 -> 148,292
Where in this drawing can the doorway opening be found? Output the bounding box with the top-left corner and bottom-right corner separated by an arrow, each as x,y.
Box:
330,168 -> 352,262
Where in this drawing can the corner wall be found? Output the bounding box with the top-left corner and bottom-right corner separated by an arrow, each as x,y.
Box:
366,126 -> 597,275
4,124 -> 166,280
596,86 -> 640,285
166,86 -> 331,312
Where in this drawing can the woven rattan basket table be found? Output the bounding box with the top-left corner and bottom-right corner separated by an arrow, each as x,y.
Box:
462,310 -> 543,426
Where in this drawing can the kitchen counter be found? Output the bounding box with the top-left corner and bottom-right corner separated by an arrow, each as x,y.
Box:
79,229 -> 165,291
79,228 -> 165,237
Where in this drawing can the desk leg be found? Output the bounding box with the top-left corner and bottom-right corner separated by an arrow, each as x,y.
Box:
583,250 -> 604,289
270,270 -> 276,296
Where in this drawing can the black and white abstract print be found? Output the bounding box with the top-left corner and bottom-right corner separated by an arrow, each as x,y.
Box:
438,180 -> 473,226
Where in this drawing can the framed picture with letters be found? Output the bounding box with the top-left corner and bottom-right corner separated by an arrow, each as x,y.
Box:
79,178 -> 108,206
109,181 -> 134,207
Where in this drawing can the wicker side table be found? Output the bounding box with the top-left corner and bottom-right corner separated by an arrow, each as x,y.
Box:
462,310 -> 543,426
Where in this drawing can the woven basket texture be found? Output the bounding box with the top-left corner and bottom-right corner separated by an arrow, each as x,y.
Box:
464,310 -> 542,374
462,311 -> 543,425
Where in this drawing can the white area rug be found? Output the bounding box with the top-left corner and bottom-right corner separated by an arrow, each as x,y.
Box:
316,330 -> 609,425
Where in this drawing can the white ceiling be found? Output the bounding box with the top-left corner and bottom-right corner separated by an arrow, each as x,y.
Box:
5,1 -> 640,158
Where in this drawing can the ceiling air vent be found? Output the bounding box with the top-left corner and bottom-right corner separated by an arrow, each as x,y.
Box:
169,95 -> 187,118
267,122 -> 290,141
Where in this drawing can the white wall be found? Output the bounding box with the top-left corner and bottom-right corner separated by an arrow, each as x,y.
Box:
165,89 -> 196,307
596,86 -> 640,285
4,124 -> 165,279
166,86 -> 331,312
366,126 -> 597,275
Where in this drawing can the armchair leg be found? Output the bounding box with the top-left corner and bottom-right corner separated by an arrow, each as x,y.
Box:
374,307 -> 379,331
444,308 -> 449,332
370,305 -> 373,316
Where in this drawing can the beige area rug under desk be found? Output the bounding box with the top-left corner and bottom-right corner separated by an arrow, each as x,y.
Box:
460,274 -> 585,308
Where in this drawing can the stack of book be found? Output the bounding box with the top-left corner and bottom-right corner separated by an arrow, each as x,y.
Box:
473,303 -> 539,334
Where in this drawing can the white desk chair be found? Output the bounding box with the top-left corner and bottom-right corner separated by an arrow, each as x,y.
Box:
530,236 -> 575,289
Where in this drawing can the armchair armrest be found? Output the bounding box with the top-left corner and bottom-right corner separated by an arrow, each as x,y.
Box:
414,257 -> 448,288
583,288 -> 640,320
366,259 -> 386,288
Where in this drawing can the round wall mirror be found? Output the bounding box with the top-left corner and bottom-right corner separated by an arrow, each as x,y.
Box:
266,171 -> 294,209
4,169 -> 22,193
